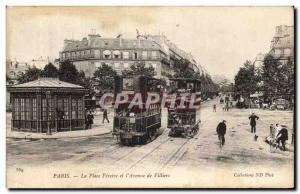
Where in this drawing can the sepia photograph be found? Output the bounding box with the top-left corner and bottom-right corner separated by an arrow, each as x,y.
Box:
5,6 -> 295,188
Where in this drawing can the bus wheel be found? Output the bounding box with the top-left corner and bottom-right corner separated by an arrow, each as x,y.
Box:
135,136 -> 142,145
168,130 -> 174,137
149,131 -> 156,141
129,139 -> 134,146
120,137 -> 126,145
141,135 -> 147,145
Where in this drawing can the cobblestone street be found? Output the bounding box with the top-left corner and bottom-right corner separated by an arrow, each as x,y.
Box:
6,98 -> 294,188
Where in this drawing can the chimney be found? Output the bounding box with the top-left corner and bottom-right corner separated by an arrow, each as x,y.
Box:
119,37 -> 123,47
88,34 -> 101,46
63,39 -> 74,50
137,36 -> 141,48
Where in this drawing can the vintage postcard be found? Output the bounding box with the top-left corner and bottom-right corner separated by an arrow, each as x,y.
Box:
6,6 -> 295,188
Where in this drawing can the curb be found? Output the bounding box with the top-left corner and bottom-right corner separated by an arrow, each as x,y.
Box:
6,131 -> 112,140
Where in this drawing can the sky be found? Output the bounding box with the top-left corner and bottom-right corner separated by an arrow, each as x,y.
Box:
6,6 -> 294,79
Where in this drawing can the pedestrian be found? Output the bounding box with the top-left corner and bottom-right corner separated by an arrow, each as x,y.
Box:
213,104 -> 216,112
249,113 -> 259,134
87,111 -> 94,129
275,123 -> 281,136
216,120 -> 227,147
57,108 -> 64,132
226,101 -> 229,111
85,111 -> 90,129
276,126 -> 288,151
103,108 -> 110,123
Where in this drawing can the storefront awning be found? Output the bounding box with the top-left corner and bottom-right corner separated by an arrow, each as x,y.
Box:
103,50 -> 111,55
113,50 -> 120,55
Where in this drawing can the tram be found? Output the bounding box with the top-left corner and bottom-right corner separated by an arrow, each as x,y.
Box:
167,78 -> 201,138
112,75 -> 163,145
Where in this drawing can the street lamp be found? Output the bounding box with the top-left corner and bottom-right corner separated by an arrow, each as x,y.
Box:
46,91 -> 52,135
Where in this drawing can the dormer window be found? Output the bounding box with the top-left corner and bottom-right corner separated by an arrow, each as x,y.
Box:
113,50 -> 120,59
103,50 -> 111,59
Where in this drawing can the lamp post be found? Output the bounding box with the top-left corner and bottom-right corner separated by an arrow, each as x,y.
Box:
46,91 -> 52,135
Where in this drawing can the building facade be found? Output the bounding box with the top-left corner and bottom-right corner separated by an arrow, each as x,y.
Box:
6,59 -> 31,82
59,33 -> 200,79
253,25 -> 294,73
269,25 -> 294,62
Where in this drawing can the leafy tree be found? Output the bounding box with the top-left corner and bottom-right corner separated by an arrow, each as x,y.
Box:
261,55 -> 285,99
41,63 -> 59,78
94,63 -> 118,93
6,74 -> 14,85
284,57 -> 294,102
262,55 -> 294,102
173,59 -> 196,78
122,61 -> 156,77
58,60 -> 82,85
17,66 -> 42,84
74,70 -> 95,98
234,60 -> 259,98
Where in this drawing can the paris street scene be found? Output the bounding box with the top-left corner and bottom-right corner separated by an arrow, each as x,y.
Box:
6,6 -> 295,188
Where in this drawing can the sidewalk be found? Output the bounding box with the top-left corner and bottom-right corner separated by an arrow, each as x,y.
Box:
6,112 -> 113,140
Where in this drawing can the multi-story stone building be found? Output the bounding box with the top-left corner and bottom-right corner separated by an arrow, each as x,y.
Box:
269,25 -> 294,62
251,25 -> 294,104
59,33 -> 200,79
6,59 -> 31,82
253,25 -> 294,70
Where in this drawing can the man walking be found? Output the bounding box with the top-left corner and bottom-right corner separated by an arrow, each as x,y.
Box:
249,113 -> 259,133
216,120 -> 227,147
226,101 -> 229,111
103,108 -> 110,123
213,104 -> 216,112
276,126 -> 288,151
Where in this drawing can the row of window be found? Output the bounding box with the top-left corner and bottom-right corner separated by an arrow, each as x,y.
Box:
92,62 -> 158,70
13,97 -> 84,121
274,48 -> 292,56
62,50 -> 159,60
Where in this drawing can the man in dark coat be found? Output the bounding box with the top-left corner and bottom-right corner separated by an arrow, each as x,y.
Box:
87,111 -> 94,129
249,113 -> 259,133
276,126 -> 288,151
217,120 -> 227,146
103,109 -> 110,123
57,109 -> 64,132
